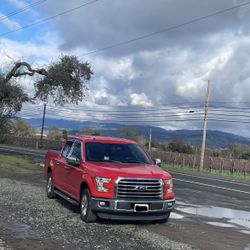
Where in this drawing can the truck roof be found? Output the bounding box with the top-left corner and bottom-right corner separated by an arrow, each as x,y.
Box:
68,135 -> 137,144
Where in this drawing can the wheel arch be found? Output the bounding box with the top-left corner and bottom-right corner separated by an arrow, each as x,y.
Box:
80,181 -> 90,197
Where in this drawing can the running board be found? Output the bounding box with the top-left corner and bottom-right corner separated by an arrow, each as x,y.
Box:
54,190 -> 79,206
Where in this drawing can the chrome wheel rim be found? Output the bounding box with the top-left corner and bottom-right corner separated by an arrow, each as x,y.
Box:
47,177 -> 52,193
81,194 -> 88,216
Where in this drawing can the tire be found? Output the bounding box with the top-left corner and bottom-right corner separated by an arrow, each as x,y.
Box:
158,212 -> 171,223
80,188 -> 97,222
46,172 -> 56,199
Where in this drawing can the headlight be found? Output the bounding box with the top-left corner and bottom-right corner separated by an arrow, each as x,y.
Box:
95,177 -> 111,192
165,178 -> 173,194
165,178 -> 173,185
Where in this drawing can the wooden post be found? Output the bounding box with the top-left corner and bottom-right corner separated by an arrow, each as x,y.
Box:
220,158 -> 224,173
200,80 -> 210,171
209,157 -> 212,172
40,103 -> 46,148
193,155 -> 196,169
231,160 -> 235,175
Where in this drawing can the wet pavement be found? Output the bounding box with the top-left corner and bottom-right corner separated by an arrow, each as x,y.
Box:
174,200 -> 250,235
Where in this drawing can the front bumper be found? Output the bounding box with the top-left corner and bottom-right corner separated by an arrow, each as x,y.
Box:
91,198 -> 175,221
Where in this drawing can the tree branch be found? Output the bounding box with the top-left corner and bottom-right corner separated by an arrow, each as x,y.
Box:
5,62 -> 48,82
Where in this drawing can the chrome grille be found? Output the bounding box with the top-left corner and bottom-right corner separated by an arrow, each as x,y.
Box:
116,178 -> 163,200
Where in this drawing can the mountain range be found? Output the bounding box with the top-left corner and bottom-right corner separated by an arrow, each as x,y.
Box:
25,118 -> 250,148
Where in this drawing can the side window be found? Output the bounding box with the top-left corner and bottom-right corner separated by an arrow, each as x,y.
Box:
69,141 -> 82,160
62,141 -> 74,158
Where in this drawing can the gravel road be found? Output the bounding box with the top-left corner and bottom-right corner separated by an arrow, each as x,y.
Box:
0,176 -> 194,250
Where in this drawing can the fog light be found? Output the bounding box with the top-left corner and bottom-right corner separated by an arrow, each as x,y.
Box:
99,201 -> 109,207
99,201 -> 106,206
167,202 -> 173,207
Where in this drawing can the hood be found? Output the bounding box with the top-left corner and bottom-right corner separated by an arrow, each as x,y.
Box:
86,162 -> 171,179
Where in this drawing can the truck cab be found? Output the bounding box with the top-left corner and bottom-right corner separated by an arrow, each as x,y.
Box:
44,135 -> 175,222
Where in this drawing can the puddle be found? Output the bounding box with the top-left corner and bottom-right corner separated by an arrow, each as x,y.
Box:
241,230 -> 250,235
245,243 -> 250,250
176,203 -> 250,232
170,212 -> 184,219
207,222 -> 235,228
0,238 -> 12,250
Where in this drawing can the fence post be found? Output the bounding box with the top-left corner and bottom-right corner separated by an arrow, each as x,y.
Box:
220,158 -> 224,173
173,155 -> 176,167
192,155 -> 196,169
209,157 -> 212,172
231,160 -> 235,175
244,161 -> 247,177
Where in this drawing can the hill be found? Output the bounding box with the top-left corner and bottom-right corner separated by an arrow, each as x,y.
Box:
25,118 -> 250,148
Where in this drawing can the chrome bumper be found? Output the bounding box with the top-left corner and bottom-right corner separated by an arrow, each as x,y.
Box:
91,198 -> 175,220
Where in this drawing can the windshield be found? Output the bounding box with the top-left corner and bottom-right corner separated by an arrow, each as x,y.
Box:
85,142 -> 152,164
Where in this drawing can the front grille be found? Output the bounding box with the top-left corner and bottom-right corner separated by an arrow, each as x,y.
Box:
116,178 -> 163,200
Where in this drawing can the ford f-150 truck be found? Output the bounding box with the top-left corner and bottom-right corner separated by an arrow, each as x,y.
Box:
44,135 -> 175,222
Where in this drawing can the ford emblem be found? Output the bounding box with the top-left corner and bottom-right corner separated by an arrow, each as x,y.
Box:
135,185 -> 146,191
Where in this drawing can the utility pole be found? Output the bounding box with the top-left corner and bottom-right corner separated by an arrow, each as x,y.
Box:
200,80 -> 210,171
149,128 -> 152,152
40,103 -> 46,147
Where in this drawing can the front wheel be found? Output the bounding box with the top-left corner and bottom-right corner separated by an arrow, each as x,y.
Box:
80,189 -> 97,222
46,172 -> 56,198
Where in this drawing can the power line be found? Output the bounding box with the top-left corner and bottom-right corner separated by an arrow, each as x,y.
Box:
17,109 -> 250,121
20,106 -> 250,118
0,0 -> 46,21
21,105 -> 250,115
78,1 -> 250,56
0,0 -> 99,37
209,105 -> 250,110
16,111 -> 250,124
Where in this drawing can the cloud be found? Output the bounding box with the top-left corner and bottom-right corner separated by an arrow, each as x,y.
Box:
0,12 -> 21,30
130,93 -> 153,107
42,0 -> 250,54
2,0 -> 250,136
6,0 -> 39,16
7,0 -> 29,9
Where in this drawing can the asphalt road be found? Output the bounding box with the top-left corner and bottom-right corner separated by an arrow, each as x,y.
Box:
0,145 -> 45,159
172,170 -> 250,198
1,144 -> 250,250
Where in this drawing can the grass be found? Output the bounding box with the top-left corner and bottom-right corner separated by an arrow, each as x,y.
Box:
0,154 -> 42,174
162,163 -> 250,180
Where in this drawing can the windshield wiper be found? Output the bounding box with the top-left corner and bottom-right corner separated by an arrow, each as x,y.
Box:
104,159 -> 123,163
123,160 -> 142,164
92,159 -> 123,163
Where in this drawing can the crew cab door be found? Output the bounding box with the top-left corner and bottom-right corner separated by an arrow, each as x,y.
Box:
64,140 -> 84,200
54,140 -> 74,192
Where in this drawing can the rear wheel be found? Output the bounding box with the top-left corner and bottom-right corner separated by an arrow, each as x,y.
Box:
46,172 -> 56,198
80,189 -> 97,222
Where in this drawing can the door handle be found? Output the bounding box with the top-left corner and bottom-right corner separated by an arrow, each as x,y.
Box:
55,162 -> 60,165
64,166 -> 70,170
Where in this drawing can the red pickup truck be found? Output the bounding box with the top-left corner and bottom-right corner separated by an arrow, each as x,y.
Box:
44,135 -> 175,222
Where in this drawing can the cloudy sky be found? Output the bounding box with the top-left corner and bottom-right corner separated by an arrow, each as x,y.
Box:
1,0 -> 250,136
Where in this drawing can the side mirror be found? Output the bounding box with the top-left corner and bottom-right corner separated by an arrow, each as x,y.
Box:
154,158 -> 161,167
67,156 -> 81,167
